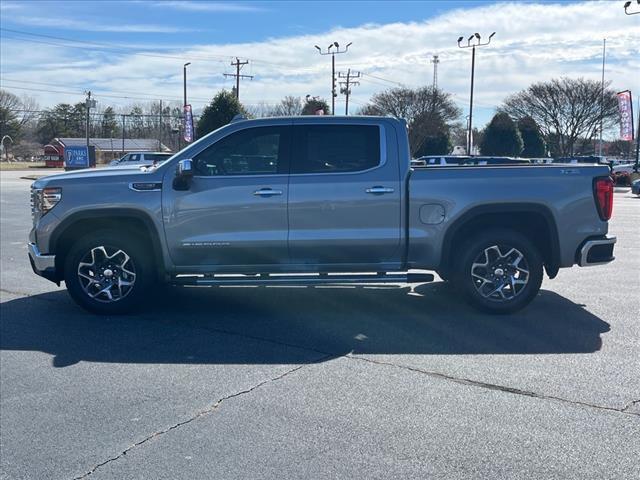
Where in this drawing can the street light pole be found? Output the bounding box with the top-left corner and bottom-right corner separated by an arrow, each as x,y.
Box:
315,42 -> 352,115
622,2 -> 639,168
599,39 -> 606,158
183,62 -> 190,109
458,32 -> 495,155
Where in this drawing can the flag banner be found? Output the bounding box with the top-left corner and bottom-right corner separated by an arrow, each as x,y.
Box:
183,104 -> 194,143
617,90 -> 634,141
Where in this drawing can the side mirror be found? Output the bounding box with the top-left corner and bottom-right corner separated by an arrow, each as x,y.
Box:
173,158 -> 194,190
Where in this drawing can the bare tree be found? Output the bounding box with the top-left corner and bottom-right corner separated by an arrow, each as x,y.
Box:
500,77 -> 619,157
359,86 -> 461,155
271,96 -> 303,116
1,90 -> 39,142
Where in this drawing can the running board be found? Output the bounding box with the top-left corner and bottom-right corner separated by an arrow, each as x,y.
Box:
172,272 -> 434,287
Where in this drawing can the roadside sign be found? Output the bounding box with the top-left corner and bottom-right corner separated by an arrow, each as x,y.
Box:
64,146 -> 89,169
64,146 -> 95,170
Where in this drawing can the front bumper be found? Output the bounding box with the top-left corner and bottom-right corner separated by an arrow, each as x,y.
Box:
28,242 -> 59,283
577,236 -> 616,267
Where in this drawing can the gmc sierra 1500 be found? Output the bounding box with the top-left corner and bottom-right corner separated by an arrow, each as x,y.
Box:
29,116 -> 616,314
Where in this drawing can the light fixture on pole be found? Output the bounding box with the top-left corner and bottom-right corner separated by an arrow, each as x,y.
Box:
457,32 -> 495,155
315,42 -> 352,115
624,1 -> 640,14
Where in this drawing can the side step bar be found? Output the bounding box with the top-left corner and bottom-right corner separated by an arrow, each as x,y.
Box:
172,272 -> 434,287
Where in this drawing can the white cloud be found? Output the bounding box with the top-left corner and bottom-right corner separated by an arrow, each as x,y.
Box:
1,1 -> 638,128
151,1 -> 264,12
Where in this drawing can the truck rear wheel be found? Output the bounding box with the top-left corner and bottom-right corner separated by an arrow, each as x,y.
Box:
63,230 -> 154,315
452,228 -> 543,314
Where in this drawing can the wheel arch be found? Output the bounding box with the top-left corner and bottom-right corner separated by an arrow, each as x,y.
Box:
50,209 -> 166,282
439,203 -> 560,280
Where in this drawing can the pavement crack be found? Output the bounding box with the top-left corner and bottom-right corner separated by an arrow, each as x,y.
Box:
71,357 -> 332,480
622,399 -> 640,412
348,355 -> 640,417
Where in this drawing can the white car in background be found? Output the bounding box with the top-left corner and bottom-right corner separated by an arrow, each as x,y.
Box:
611,163 -> 636,174
110,152 -> 173,167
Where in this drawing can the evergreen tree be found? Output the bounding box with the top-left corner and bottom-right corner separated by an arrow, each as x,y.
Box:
197,90 -> 247,136
480,113 -> 523,156
301,97 -> 330,115
517,116 -> 546,157
101,107 -> 119,137
414,120 -> 452,156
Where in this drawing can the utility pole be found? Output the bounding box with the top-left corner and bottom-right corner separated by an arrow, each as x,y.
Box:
315,42 -> 352,115
121,114 -> 126,155
224,58 -> 253,101
458,32 -> 496,155
338,69 -> 360,115
85,91 -> 95,150
159,99 -> 163,151
431,55 -> 440,88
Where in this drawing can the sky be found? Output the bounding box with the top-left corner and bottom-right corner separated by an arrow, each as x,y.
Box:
0,0 -> 639,129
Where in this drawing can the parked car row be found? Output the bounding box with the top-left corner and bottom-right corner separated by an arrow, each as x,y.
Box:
411,156 -> 533,167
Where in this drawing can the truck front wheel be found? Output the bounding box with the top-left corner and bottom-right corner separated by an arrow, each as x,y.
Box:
452,229 -> 543,314
63,230 -> 154,315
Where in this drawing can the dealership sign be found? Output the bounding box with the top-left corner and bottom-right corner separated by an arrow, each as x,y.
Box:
64,146 -> 89,169
616,90 -> 634,141
183,104 -> 194,143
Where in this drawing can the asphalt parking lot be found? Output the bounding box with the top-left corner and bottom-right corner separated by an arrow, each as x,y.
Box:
1,169 -> 638,480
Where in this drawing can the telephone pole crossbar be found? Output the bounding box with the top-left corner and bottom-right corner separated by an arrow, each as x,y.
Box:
224,58 -> 253,101
338,69 -> 360,115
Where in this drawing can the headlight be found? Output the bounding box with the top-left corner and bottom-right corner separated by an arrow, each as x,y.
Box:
31,187 -> 62,219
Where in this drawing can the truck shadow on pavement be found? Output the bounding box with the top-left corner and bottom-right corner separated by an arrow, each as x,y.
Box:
0,282 -> 610,367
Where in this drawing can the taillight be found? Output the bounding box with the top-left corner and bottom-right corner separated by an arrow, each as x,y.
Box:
594,176 -> 613,221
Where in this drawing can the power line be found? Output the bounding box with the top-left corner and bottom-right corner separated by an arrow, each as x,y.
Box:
0,77 -> 217,103
360,73 -> 405,87
0,28 -> 231,63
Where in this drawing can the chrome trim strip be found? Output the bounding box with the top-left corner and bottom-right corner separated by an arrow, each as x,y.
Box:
579,236 -> 616,267
28,242 -> 56,271
128,182 -> 162,192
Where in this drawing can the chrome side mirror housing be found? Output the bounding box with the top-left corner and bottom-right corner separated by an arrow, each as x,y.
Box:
173,158 -> 194,190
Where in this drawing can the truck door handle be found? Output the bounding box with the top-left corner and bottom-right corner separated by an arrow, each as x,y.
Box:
253,188 -> 283,197
365,186 -> 395,195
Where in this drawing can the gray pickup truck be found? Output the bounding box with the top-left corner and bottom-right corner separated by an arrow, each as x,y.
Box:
28,116 -> 616,315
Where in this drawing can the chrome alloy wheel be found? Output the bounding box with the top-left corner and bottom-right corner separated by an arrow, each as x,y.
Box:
77,246 -> 137,303
470,245 -> 530,301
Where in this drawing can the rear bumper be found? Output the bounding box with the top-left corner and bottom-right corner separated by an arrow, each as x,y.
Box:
28,242 -> 59,283
577,236 -> 616,267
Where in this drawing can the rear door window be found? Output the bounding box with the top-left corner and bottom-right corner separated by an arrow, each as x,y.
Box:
292,124 -> 381,174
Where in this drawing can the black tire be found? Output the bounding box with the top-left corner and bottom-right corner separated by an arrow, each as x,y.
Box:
63,230 -> 154,315
452,228 -> 543,314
